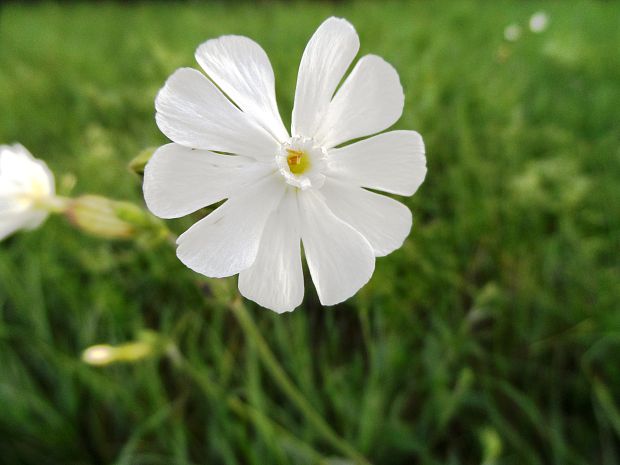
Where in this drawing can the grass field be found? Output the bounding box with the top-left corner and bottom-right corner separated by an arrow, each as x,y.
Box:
1,1 -> 619,464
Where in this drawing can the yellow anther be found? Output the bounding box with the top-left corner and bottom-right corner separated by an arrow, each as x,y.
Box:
286,149 -> 310,174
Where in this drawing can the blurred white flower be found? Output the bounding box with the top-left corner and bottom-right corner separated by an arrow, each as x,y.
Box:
504,24 -> 522,42
529,12 -> 549,33
144,17 -> 427,312
0,144 -> 55,240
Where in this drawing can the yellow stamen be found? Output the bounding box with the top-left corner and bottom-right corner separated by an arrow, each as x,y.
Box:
286,149 -> 310,175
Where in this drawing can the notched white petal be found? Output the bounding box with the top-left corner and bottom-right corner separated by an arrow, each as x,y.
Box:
321,179 -> 412,257
315,54 -> 404,148
195,35 -> 289,142
327,130 -> 426,196
292,17 -> 360,139
143,143 -> 272,219
299,189 -> 375,306
238,190 -> 303,313
176,174 -> 286,278
148,18 -> 426,311
155,67 -> 279,159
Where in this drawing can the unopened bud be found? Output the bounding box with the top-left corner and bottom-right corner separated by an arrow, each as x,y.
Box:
82,331 -> 163,366
82,344 -> 118,366
128,147 -> 156,176
66,195 -> 136,239
59,173 -> 77,196
65,195 -> 167,241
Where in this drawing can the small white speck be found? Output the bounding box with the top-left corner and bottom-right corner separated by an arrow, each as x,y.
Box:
529,12 -> 549,33
504,24 -> 522,42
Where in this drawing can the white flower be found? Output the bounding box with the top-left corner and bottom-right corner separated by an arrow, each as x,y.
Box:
504,24 -> 522,42
144,17 -> 427,312
529,12 -> 549,33
0,144 -> 55,240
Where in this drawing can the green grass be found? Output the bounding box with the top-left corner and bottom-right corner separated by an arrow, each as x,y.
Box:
1,1 -> 619,464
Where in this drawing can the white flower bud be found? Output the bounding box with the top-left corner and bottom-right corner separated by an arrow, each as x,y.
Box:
82,331 -> 162,366
65,195 -> 137,239
65,194 -> 169,242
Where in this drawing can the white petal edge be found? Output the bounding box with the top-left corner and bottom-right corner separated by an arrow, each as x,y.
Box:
0,144 -> 54,241
291,17 -> 359,139
195,35 -> 289,142
0,214 -> 29,241
238,190 -> 303,313
314,55 -> 404,149
176,173 -> 286,278
326,130 -> 426,196
299,189 -> 375,306
0,144 -> 55,198
0,210 -> 47,241
320,178 -> 412,257
155,68 -> 279,160
143,143 -> 273,219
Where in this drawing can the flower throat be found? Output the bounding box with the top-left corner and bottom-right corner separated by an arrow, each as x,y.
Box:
286,149 -> 311,175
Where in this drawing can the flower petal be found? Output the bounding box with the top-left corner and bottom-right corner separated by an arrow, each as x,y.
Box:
0,210 -> 47,241
315,55 -> 404,148
0,144 -> 55,198
195,35 -> 289,142
238,190 -> 303,313
320,179 -> 412,257
0,214 -> 27,240
327,130 -> 426,196
143,143 -> 273,219
176,173 -> 285,278
155,68 -> 279,159
291,17 -> 359,139
299,189 -> 374,306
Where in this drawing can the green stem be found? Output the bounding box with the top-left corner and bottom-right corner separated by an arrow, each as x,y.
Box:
176,355 -> 325,463
229,297 -> 372,465
61,189 -> 366,462
149,214 -> 369,462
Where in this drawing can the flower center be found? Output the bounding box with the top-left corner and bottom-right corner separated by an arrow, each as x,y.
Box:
286,149 -> 311,175
277,137 -> 326,190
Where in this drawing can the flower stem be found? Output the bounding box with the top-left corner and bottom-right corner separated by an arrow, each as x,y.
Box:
69,195 -> 370,463
176,354 -> 325,463
229,297 -> 372,465
36,194 -> 70,213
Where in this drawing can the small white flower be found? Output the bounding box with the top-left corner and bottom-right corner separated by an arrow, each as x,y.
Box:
0,144 -> 55,240
504,24 -> 522,42
529,11 -> 549,33
144,17 -> 427,312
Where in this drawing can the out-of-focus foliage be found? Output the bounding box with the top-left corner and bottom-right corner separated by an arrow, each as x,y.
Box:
0,1 -> 619,464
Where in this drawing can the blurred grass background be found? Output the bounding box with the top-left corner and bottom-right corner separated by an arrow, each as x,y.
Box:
1,1 -> 619,464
